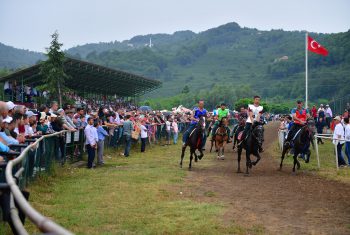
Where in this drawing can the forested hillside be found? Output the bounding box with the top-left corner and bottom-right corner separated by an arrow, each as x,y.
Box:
0,43 -> 45,69
1,22 -> 349,107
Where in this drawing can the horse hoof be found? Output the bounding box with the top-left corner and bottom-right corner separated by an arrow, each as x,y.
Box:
220,155 -> 225,160
195,159 -> 198,162
216,156 -> 220,160
236,170 -> 242,173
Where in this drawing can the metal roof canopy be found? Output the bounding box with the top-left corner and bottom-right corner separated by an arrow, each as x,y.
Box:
0,57 -> 162,97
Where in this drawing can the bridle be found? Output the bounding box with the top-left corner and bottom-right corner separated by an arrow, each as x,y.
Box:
251,123 -> 264,143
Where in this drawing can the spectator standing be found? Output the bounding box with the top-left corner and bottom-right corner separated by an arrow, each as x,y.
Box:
37,112 -> 49,134
344,117 -> 350,166
122,115 -> 133,157
325,104 -> 333,128
172,118 -> 179,144
85,117 -> 97,169
96,119 -> 108,165
316,117 -> 326,144
165,117 -> 171,145
332,116 -> 347,167
140,120 -> 148,153
311,105 -> 317,121
49,101 -> 59,114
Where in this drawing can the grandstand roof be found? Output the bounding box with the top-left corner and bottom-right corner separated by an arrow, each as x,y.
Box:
0,57 -> 162,97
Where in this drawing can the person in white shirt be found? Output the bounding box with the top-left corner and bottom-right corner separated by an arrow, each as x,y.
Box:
325,105 -> 333,128
242,95 -> 264,152
165,117 -> 171,145
85,117 -> 98,169
344,117 -> 350,166
140,120 -> 148,152
332,116 -> 347,167
172,118 -> 179,144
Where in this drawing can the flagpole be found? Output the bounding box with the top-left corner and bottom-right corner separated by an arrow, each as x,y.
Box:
305,32 -> 308,109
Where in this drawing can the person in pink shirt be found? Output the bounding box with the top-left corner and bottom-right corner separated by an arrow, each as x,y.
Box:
172,118 -> 179,144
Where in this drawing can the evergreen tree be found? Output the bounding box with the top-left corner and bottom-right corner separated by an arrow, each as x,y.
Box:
39,31 -> 69,107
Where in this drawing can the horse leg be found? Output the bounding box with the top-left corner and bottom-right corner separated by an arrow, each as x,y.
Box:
180,146 -> 186,168
189,150 -> 193,170
252,152 -> 261,166
221,142 -> 226,160
305,149 -> 311,163
210,139 -> 214,152
292,153 -> 297,173
194,151 -> 198,162
237,146 -> 242,173
279,145 -> 289,170
198,149 -> 204,160
217,145 -> 220,160
245,150 -> 251,175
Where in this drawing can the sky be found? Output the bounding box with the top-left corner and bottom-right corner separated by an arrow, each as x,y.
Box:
0,0 -> 349,52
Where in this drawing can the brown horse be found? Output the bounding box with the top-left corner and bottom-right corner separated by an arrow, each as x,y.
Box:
210,117 -> 228,160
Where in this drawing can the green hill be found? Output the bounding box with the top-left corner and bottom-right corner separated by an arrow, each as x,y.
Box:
72,22 -> 350,102
1,22 -> 349,107
0,42 -> 45,69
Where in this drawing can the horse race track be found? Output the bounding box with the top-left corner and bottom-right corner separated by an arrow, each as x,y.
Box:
181,122 -> 350,234
5,122 -> 349,235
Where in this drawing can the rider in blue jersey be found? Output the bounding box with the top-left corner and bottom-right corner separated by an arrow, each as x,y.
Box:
182,100 -> 207,149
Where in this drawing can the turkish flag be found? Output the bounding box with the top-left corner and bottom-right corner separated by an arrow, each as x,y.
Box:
308,36 -> 328,56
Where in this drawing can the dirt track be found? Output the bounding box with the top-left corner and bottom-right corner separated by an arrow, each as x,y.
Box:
183,122 -> 350,235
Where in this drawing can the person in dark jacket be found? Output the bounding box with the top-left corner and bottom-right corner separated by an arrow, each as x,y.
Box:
316,117 -> 326,144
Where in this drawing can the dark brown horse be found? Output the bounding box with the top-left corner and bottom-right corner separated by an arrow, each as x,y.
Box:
210,117 -> 228,160
237,122 -> 264,175
280,118 -> 315,173
180,116 -> 206,169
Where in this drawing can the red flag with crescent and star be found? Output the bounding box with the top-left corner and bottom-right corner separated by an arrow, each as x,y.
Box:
307,36 -> 328,56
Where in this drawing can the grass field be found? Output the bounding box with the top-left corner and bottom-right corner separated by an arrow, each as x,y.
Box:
1,143 -> 261,235
1,136 -> 349,235
270,139 -> 350,184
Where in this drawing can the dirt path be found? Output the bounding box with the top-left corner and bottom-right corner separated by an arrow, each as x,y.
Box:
182,122 -> 350,235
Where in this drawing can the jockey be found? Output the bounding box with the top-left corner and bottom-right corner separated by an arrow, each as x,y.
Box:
211,103 -> 231,142
241,95 -> 264,152
182,100 -> 207,148
238,106 -> 248,127
284,100 -> 310,147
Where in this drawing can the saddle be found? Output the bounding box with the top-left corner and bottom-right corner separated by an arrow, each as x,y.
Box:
237,131 -> 244,141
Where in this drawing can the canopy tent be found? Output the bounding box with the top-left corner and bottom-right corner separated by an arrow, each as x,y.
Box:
0,57 -> 162,98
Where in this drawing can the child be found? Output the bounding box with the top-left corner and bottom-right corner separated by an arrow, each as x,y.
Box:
140,120 -> 148,152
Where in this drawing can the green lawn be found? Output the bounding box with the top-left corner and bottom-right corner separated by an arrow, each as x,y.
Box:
271,139 -> 350,184
1,143 -> 259,235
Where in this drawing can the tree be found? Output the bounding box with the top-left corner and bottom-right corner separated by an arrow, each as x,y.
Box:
182,85 -> 190,94
39,31 -> 69,107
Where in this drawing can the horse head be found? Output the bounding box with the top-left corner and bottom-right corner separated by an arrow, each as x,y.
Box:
306,118 -> 316,135
252,123 -> 264,146
219,117 -> 228,127
196,115 -> 206,131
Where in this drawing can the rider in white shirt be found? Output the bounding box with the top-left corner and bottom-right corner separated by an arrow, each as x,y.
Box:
241,95 -> 264,152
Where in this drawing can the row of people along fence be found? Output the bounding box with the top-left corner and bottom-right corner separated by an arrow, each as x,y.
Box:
1,119 -> 226,235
